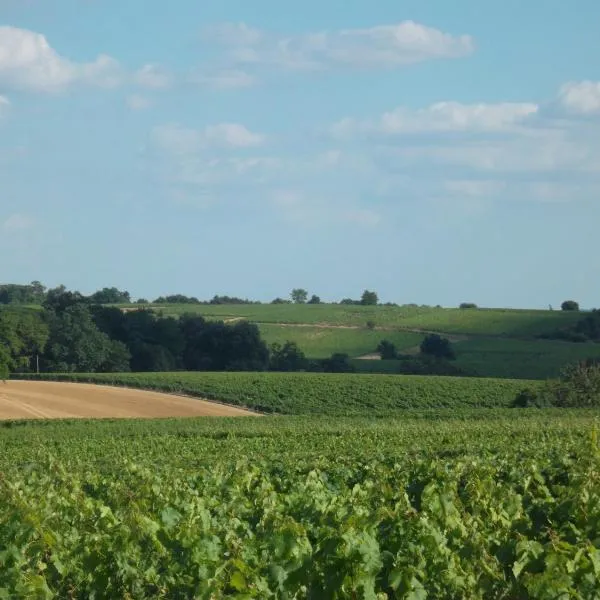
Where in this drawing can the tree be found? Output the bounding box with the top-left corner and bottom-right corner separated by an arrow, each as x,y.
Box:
307,295 -> 321,305
43,285 -> 86,314
420,334 -> 456,360
0,359 -> 8,382
0,307 -> 49,372
322,353 -> 355,373
459,303 -> 478,309
561,300 -> 580,311
43,304 -> 124,372
291,289 -> 308,304
377,340 -> 398,360
270,341 -> 308,371
360,290 -> 378,306
89,287 -> 131,304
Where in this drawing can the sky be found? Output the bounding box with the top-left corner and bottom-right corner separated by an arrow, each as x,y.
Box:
1,0 -> 599,308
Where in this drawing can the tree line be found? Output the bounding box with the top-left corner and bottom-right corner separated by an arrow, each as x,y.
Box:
0,282 -> 384,307
0,288 -> 358,376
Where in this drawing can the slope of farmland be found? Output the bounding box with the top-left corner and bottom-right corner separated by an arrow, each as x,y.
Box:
138,303 -> 583,337
0,381 -> 256,419
455,338 -> 600,379
14,372 -> 539,415
257,323 -> 425,358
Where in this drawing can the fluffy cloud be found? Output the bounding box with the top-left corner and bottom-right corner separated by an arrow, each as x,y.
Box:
0,26 -> 122,92
134,64 -> 172,89
204,20 -> 474,72
332,102 -> 539,137
559,81 -> 600,115
153,122 -> 265,153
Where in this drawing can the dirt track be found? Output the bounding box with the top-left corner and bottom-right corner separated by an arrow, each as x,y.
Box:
0,381 -> 256,420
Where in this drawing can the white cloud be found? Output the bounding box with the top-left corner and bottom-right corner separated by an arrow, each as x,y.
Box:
153,122 -> 265,153
0,26 -> 122,92
204,20 -> 474,72
134,64 -> 172,89
190,69 -> 256,89
559,81 -> 600,115
126,94 -> 152,110
332,101 -> 539,137
2,213 -> 35,232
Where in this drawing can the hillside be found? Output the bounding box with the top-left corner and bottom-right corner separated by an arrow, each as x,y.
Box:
129,303 -> 594,380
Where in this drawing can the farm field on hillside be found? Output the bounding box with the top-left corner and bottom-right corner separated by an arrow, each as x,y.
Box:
14,372 -> 536,414
455,338 -> 600,379
137,303 -> 583,337
2,413 -> 600,597
258,323 -> 424,357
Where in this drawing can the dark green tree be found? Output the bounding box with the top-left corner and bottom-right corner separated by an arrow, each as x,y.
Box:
270,341 -> 308,371
420,334 -> 456,360
377,340 -> 398,360
290,289 -> 308,304
43,304 -> 126,372
561,300 -> 580,311
360,290 -> 378,306
307,295 -> 321,305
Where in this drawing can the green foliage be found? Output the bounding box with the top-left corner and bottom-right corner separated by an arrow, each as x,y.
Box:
377,339 -> 398,360
43,304 -> 128,373
420,334 -> 456,360
0,359 -> 8,381
0,307 -> 48,371
360,289 -> 378,306
1,414 -> 600,597
459,302 -> 478,309
14,371 -> 537,414
269,341 -> 308,371
0,281 -> 46,305
561,300 -> 580,311
290,288 -> 308,304
307,294 -> 321,304
88,287 -> 131,304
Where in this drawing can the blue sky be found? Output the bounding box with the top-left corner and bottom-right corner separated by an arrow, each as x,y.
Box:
1,0 -> 599,308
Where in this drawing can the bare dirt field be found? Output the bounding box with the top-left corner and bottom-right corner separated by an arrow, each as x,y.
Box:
0,381 -> 256,420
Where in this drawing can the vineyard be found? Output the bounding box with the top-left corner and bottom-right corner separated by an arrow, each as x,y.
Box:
143,303 -> 583,337
13,372 -> 537,414
2,413 -> 600,598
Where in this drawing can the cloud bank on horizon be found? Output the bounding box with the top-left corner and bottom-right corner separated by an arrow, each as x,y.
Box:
1,1 -> 599,307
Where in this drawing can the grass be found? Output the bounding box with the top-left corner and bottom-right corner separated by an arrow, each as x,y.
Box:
14,371 -> 538,415
257,323 -> 424,358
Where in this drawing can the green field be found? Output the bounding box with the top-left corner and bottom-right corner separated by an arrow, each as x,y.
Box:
14,371 -> 537,414
258,324 -> 424,358
455,338 -> 600,379
142,303 -> 583,337
2,412 -> 600,598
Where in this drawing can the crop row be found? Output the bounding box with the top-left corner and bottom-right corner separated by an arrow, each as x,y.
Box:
1,414 -> 599,598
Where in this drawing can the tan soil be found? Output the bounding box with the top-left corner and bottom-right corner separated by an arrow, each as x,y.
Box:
0,381 -> 257,420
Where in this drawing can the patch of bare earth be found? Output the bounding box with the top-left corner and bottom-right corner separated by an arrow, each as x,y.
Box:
0,381 -> 257,420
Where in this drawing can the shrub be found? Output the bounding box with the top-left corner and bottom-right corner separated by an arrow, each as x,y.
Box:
366,320 -> 376,330
459,303 -> 478,309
